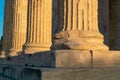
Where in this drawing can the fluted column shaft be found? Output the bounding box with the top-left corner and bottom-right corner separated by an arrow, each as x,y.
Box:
9,0 -> 28,56
23,0 -> 52,54
1,0 -> 13,56
58,0 -> 98,31
52,0 -> 108,50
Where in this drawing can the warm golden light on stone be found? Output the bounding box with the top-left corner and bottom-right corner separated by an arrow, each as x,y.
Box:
23,0 -> 52,54
1,0 -> 120,80
52,0 -> 108,50
9,0 -> 28,56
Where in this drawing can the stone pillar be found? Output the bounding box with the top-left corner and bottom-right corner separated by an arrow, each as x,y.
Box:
23,0 -> 52,54
52,0 -> 108,50
9,0 -> 28,56
0,0 -> 13,57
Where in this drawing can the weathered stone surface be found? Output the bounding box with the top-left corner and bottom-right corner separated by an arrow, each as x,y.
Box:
52,0 -> 108,50
1,67 -> 120,80
0,50 -> 91,68
0,51 -> 54,67
1,51 -> 120,80
0,66 -> 22,80
93,51 -> 120,67
2,0 -> 13,55
24,51 -> 54,67
2,51 -> 120,68
53,50 -> 91,68
23,0 -> 52,54
9,0 -> 28,56
41,68 -> 120,80
2,0 -> 120,79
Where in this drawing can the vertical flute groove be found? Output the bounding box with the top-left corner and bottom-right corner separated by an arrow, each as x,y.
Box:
58,0 -> 98,31
9,0 -> 27,55
24,0 -> 52,53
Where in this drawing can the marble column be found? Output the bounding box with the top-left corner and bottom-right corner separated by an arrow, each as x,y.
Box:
0,0 -> 13,57
23,0 -> 52,54
52,0 -> 108,50
9,0 -> 28,56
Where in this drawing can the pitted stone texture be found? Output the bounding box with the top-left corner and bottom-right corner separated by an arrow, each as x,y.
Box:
54,50 -> 91,68
52,31 -> 108,50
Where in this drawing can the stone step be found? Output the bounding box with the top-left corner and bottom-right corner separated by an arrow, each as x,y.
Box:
1,67 -> 120,80
1,50 -> 120,68
40,68 -> 120,80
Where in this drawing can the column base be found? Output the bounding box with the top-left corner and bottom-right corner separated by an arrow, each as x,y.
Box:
0,51 -> 6,58
9,48 -> 22,56
52,30 -> 109,50
23,43 -> 51,54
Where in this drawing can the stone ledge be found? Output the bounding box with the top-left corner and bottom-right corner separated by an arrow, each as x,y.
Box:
53,50 -> 91,68
41,68 -> 120,80
93,51 -> 120,67
2,67 -> 120,80
0,50 -> 91,68
2,65 -> 120,80
1,50 -> 120,68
